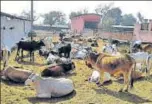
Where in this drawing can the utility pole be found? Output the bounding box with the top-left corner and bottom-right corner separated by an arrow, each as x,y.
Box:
31,0 -> 33,40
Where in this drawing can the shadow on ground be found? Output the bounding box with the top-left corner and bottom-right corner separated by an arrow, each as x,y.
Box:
93,87 -> 152,104
17,60 -> 45,66
27,90 -> 76,104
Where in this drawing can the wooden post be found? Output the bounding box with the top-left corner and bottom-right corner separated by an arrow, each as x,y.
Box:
31,0 -> 33,40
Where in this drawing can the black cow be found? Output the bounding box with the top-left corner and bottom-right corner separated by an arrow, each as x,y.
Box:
41,62 -> 75,77
15,40 -> 45,62
58,43 -> 71,58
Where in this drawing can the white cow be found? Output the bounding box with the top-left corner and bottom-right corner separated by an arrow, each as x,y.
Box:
102,44 -> 121,56
25,73 -> 74,98
129,52 -> 152,74
88,70 -> 111,86
46,53 -> 60,64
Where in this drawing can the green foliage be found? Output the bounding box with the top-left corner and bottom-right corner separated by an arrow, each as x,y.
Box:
21,10 -> 38,21
95,3 -> 114,16
43,11 -> 66,27
69,8 -> 89,19
106,7 -> 122,25
121,14 -> 137,26
95,3 -> 122,30
102,17 -> 116,31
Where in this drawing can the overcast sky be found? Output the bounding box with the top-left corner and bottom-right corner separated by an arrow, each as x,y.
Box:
1,1 -> 152,24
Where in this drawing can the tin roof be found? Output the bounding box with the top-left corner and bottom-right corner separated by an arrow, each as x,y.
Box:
70,13 -> 101,19
1,12 -> 31,21
112,25 -> 134,29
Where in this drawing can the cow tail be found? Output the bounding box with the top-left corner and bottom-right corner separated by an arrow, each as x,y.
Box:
130,59 -> 136,88
146,55 -> 151,75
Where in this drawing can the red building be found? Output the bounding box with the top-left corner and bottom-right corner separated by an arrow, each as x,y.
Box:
70,13 -> 101,33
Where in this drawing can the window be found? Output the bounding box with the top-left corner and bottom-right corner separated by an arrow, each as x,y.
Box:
141,23 -> 149,31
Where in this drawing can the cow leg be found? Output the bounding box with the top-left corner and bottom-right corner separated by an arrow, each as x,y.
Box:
119,72 -> 129,92
33,52 -> 34,62
15,48 -> 20,60
59,52 -> 62,57
67,52 -> 70,58
98,70 -> 105,87
21,49 -> 24,61
123,72 -> 130,92
30,51 -> 32,62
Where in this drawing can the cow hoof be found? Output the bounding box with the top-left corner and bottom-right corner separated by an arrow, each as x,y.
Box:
118,88 -> 123,92
123,89 -> 128,92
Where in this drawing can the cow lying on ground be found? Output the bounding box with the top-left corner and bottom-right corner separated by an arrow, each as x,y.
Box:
46,53 -> 72,64
39,47 -> 51,58
41,62 -> 75,77
88,70 -> 111,85
0,66 -> 32,83
91,40 -> 98,47
25,73 -> 74,98
85,52 -> 136,92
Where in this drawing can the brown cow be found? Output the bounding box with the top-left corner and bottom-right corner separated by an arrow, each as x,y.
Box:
0,66 -> 32,83
142,44 -> 152,54
85,52 -> 136,92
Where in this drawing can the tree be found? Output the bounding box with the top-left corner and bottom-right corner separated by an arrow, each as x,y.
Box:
43,11 -> 66,27
69,11 -> 82,19
121,14 -> 137,26
95,3 -> 122,30
69,8 -> 89,19
21,10 -> 39,21
137,12 -> 144,23
81,7 -> 89,14
106,7 -> 122,25
102,17 -> 116,31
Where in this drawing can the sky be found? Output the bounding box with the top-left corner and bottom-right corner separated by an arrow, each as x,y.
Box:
1,1 -> 152,24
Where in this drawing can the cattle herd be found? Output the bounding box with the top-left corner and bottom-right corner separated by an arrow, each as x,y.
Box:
0,32 -> 152,98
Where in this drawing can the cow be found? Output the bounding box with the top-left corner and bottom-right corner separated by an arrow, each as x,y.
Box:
85,52 -> 136,92
102,43 -> 120,56
41,62 -> 75,77
15,40 -> 45,62
58,43 -> 71,58
25,73 -> 74,98
0,66 -> 32,83
129,52 -> 152,75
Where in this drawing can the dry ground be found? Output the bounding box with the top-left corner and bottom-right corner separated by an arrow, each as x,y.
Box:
1,36 -> 152,104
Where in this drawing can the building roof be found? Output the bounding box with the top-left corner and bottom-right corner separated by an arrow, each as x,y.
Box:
1,12 -> 31,21
70,13 -> 101,19
112,25 -> 134,29
34,24 -> 69,29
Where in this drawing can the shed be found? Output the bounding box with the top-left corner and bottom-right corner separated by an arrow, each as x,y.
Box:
70,13 -> 101,33
1,12 -> 31,51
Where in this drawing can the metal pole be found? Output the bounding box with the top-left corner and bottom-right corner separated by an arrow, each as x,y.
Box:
31,0 -> 33,40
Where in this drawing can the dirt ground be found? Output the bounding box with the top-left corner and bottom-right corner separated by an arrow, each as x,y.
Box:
1,36 -> 152,104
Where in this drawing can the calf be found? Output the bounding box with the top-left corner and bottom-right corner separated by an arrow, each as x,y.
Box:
41,62 -> 75,77
58,43 -> 71,58
15,40 -> 45,62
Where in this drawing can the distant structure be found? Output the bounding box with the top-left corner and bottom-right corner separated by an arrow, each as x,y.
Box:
1,12 -> 31,51
33,24 -> 69,32
70,13 -> 101,33
99,20 -> 152,43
